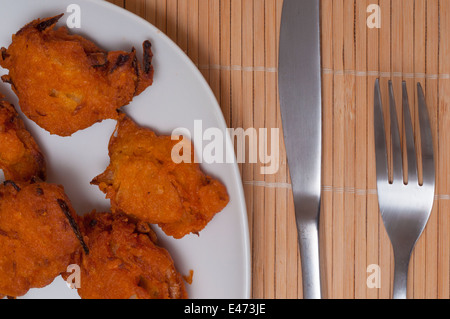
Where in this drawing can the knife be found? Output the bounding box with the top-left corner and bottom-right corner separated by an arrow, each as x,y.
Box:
278,0 -> 322,299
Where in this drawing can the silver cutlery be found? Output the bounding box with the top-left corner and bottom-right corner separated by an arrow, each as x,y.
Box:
278,0 -> 322,299
374,79 -> 435,299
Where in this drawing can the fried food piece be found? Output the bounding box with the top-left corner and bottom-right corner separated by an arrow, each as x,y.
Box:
0,14 -> 154,136
91,115 -> 229,239
0,95 -> 46,181
0,180 -> 84,297
76,211 -> 187,299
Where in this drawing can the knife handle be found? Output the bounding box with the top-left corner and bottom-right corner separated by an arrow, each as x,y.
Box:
297,218 -> 322,299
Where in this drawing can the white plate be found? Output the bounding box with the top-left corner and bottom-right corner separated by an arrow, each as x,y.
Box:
0,0 -> 250,299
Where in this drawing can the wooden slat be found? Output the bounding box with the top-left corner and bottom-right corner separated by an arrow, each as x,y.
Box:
264,0 -> 277,300
321,0 -> 333,300
156,0 -> 167,33
176,0 -> 188,54
241,0 -> 255,298
425,0 -> 439,299
438,0 -> 450,300
166,0 -> 177,42
354,0 -> 368,299
208,0 -> 220,102
187,0 -> 199,66
252,0 -> 266,298
220,0 -> 231,125
331,0 -> 345,299
366,0 -> 379,300
198,0 -> 209,81
111,0 -> 450,299
343,0 -> 356,298
107,0 -> 124,7
230,0 -> 242,174
124,0 -> 146,18
145,0 -> 156,25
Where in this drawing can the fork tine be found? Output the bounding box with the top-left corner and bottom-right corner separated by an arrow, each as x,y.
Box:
402,82 -> 418,184
389,81 -> 403,183
417,83 -> 435,187
374,79 -> 389,183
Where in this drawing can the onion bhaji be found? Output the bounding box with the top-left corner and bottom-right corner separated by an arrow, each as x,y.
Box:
0,95 -> 46,182
75,211 -> 187,299
0,14 -> 154,136
91,115 -> 229,239
0,180 -> 85,297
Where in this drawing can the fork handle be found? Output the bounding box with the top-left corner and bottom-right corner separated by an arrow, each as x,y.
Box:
393,251 -> 412,299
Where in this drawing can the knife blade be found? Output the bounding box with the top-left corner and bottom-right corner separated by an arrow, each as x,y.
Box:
278,0 -> 322,299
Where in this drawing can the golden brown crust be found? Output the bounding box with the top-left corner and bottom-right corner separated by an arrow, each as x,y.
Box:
0,97 -> 46,182
0,15 -> 154,136
76,211 -> 188,299
91,114 -> 229,239
0,181 -> 81,297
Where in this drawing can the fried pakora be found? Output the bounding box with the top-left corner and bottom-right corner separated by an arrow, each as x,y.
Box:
0,14 -> 154,136
75,211 -> 187,299
91,115 -> 229,239
0,95 -> 46,182
0,180 -> 85,297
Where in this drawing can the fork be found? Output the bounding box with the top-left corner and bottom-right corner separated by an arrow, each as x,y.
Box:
373,79 -> 435,299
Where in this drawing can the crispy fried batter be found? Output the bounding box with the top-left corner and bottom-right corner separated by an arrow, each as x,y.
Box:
0,14 -> 154,136
91,115 -> 229,239
0,95 -> 46,181
0,181 -> 82,297
76,211 -> 187,299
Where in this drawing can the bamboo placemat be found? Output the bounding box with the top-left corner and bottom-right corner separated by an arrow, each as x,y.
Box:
108,0 -> 450,299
